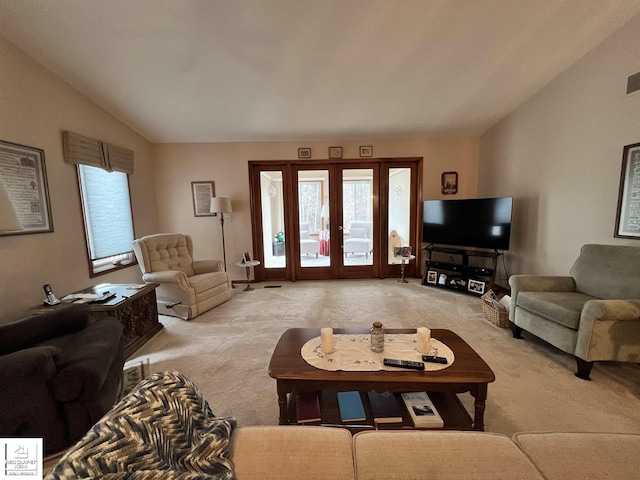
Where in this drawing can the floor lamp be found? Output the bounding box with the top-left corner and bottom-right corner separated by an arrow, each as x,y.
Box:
210,197 -> 232,271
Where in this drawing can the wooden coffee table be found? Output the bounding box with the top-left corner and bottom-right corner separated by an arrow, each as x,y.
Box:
268,328 -> 495,431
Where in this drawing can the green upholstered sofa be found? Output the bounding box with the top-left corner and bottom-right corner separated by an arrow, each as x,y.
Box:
509,244 -> 640,379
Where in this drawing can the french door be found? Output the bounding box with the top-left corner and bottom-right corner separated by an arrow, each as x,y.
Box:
248,157 -> 422,282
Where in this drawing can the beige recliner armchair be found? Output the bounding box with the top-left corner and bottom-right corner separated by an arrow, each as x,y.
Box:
509,244 -> 640,380
133,233 -> 232,320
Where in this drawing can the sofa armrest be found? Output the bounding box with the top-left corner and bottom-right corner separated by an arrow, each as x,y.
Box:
192,260 -> 224,274
581,299 -> 640,323
142,270 -> 190,289
52,318 -> 124,402
509,275 -> 576,320
0,304 -> 91,355
0,346 -> 60,384
575,299 -> 640,361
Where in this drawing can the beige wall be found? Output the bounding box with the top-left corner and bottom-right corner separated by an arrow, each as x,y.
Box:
478,15 -> 640,276
0,35 -> 159,320
152,137 -> 478,281
0,31 -> 479,320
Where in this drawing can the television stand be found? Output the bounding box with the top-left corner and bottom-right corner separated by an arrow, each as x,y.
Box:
422,245 -> 500,296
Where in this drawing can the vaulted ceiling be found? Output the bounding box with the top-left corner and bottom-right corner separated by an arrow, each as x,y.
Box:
1,1 -> 639,143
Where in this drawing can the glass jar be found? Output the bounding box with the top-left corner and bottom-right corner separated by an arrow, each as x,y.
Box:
370,321 -> 385,353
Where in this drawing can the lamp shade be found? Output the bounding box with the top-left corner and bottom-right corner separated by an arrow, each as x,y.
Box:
0,176 -> 22,232
210,196 -> 232,214
320,204 -> 329,218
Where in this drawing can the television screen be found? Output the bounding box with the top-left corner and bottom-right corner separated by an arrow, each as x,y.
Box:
422,197 -> 513,250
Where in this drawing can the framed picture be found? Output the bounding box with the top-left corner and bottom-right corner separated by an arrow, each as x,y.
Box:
393,246 -> 412,258
426,270 -> 438,284
298,148 -> 311,159
191,181 -> 216,217
614,142 -> 640,239
359,145 -> 373,157
468,278 -> 486,295
242,251 -> 252,263
0,140 -> 53,235
441,171 -> 458,195
329,146 -> 342,159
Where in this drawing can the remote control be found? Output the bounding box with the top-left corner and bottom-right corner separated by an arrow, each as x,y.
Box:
383,358 -> 425,370
422,355 -> 448,364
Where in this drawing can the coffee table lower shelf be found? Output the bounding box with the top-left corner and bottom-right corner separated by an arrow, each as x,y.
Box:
285,390 -> 473,433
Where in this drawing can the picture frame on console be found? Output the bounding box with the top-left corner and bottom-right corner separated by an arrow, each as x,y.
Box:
427,271 -> 438,284
468,279 -> 486,295
614,142 -> 640,239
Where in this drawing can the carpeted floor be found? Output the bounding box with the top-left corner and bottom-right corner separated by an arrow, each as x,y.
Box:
127,278 -> 640,436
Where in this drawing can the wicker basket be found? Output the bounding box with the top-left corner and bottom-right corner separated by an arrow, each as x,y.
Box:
482,300 -> 510,328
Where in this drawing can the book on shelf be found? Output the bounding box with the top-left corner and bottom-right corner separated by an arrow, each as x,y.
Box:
337,391 -> 366,422
367,391 -> 403,424
400,392 -> 444,428
296,392 -> 321,424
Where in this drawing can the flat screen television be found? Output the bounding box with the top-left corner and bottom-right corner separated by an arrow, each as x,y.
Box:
422,197 -> 513,251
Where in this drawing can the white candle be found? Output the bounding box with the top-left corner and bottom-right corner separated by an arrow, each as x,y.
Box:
417,327 -> 431,354
321,328 -> 333,353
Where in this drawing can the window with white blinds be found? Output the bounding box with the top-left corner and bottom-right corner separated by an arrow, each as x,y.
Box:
78,164 -> 135,275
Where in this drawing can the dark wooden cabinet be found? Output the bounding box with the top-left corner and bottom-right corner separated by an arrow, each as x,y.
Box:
34,283 -> 162,357
85,283 -> 162,357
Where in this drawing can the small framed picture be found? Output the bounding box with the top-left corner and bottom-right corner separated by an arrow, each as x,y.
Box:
242,251 -> 252,263
426,271 -> 438,284
298,148 -> 311,159
441,171 -> 458,195
191,181 -> 216,217
359,145 -> 372,157
329,146 -> 342,158
468,278 -> 486,295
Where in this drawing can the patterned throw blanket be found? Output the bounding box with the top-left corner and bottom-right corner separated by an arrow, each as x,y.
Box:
46,371 -> 237,480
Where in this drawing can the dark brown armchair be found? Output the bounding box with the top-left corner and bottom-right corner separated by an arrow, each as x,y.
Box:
0,304 -> 125,453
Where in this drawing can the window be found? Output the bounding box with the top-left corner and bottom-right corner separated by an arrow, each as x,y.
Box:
78,164 -> 135,276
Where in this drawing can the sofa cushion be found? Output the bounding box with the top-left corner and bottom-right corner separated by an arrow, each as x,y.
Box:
189,271 -> 230,294
350,228 -> 367,238
571,244 -> 640,299
514,432 -> 640,480
48,318 -> 123,402
517,291 -> 596,330
353,431 -> 544,480
230,426 -> 354,480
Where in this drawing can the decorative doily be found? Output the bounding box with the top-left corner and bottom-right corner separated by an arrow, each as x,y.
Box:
301,333 -> 454,372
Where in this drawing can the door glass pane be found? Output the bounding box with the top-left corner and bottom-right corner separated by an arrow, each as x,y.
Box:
343,169 -> 373,266
260,171 -> 285,269
298,170 -> 329,268
388,167 -> 411,263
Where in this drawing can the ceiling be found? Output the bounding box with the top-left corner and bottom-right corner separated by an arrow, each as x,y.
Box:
1,1 -> 639,143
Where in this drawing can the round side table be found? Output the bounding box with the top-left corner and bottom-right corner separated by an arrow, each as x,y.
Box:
235,260 -> 260,291
390,255 -> 416,283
